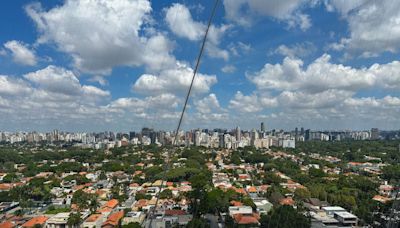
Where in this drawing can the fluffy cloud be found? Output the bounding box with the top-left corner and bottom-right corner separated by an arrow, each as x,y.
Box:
24,65 -> 110,99
24,66 -> 81,95
3,40 -> 37,66
192,94 -> 229,125
0,66 -> 113,130
221,65 -> 236,73
26,0 -> 175,74
327,0 -> 400,57
164,3 -> 230,60
0,66 -> 188,131
194,93 -> 222,114
132,62 -> 217,95
248,54 -> 400,93
271,42 -> 316,58
229,42 -> 252,57
165,3 -> 205,41
277,89 -> 352,109
0,75 -> 32,96
223,0 -> 311,30
227,52 -> 400,129
229,92 -> 270,113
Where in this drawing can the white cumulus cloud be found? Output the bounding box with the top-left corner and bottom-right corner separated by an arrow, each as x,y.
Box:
4,40 -> 37,66
26,0 -> 175,74
132,62 -> 217,95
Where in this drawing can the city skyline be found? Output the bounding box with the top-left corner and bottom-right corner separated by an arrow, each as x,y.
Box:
1,0 -> 400,131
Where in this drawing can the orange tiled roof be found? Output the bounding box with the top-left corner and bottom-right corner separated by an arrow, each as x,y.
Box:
73,185 -> 85,191
21,216 -> 48,227
164,210 -> 186,216
234,188 -> 247,195
233,214 -> 259,225
0,221 -> 15,228
248,186 -> 257,193
0,183 -> 12,191
97,207 -> 112,213
135,199 -> 148,208
348,162 -> 363,166
230,200 -> 243,206
373,195 -> 392,203
85,214 -> 102,223
103,210 -> 124,227
104,199 -> 119,209
280,197 -> 295,206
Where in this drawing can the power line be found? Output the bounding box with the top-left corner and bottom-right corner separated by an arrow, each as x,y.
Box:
146,0 -> 220,227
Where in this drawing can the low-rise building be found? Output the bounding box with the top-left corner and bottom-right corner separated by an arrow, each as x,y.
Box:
82,214 -> 104,228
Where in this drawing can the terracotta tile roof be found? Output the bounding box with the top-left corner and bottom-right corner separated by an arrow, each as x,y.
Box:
279,197 -> 295,206
248,186 -> 257,193
97,207 -> 112,213
380,185 -> 394,191
0,221 -> 15,228
21,216 -> 48,227
233,214 -> 259,225
348,162 -> 363,166
135,199 -> 148,208
104,199 -> 119,209
0,183 -> 12,191
373,195 -> 392,203
103,210 -> 124,227
164,210 -> 186,216
73,185 -> 85,191
85,214 -> 102,223
233,188 -> 247,195
230,200 -> 243,206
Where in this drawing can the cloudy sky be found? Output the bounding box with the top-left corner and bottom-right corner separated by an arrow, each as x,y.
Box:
0,0 -> 400,132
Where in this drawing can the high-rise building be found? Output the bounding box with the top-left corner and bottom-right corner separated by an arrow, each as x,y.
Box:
261,122 -> 265,132
129,131 -> 136,140
194,130 -> 201,146
305,129 -> 310,141
236,126 -> 241,141
371,128 -> 379,140
218,134 -> 224,148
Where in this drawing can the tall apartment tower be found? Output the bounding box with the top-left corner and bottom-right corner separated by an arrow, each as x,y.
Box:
261,122 -> 265,132
371,128 -> 379,140
235,126 -> 241,141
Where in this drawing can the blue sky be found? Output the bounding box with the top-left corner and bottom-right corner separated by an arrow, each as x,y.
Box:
0,0 -> 400,132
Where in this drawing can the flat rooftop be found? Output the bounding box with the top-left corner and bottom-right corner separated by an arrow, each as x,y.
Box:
334,211 -> 357,219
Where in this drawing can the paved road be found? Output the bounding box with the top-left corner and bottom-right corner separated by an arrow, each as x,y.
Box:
205,214 -> 223,228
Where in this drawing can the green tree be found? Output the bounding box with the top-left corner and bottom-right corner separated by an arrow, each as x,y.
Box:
264,205 -> 310,228
159,189 -> 173,199
122,222 -> 142,228
2,173 -> 18,183
72,190 -> 97,210
67,212 -> 82,227
294,188 -> 311,200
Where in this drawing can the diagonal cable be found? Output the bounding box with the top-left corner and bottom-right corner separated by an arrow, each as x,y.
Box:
146,0 -> 220,227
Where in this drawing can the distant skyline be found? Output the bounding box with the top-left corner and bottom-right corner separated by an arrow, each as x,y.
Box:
0,126 -> 396,134
0,0 -> 400,132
